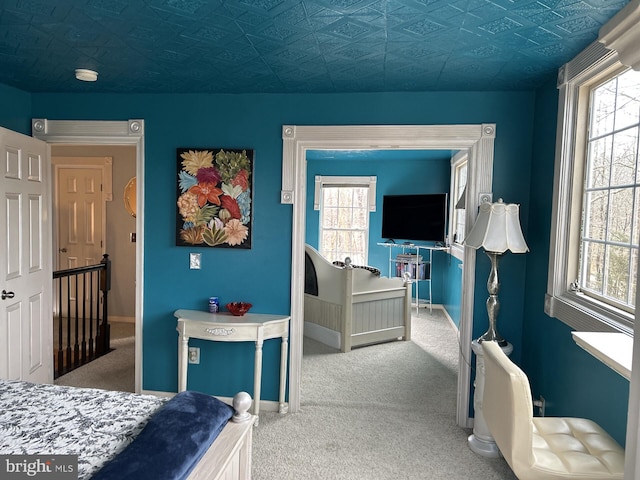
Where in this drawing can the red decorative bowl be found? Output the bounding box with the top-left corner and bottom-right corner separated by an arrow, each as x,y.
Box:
226,302 -> 252,316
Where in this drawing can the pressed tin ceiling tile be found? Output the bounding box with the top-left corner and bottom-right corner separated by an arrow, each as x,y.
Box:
0,0 -> 631,93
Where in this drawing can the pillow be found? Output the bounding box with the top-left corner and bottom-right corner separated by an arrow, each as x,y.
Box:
332,261 -> 381,277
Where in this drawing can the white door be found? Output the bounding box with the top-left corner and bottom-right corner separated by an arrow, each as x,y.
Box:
56,167 -> 104,269
0,126 -> 52,383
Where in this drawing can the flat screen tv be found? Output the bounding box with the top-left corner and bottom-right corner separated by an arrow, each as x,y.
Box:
381,193 -> 448,243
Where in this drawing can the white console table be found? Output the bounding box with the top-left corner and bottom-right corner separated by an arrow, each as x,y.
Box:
378,242 -> 447,314
174,309 -> 290,420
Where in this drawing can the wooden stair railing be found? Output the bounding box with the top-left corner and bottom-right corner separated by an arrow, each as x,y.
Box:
53,254 -> 111,379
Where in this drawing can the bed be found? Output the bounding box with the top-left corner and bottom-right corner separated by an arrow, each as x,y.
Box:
0,379 -> 255,480
304,244 -> 412,352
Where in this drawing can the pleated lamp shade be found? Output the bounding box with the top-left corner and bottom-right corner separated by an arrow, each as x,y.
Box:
465,199 -> 529,254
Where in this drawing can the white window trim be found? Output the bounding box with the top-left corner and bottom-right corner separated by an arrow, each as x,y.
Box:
545,39 -> 635,334
314,175 -> 375,264
313,175 -> 376,211
449,151 -> 468,262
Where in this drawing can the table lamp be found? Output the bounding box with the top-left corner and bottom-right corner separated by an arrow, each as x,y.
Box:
464,199 -> 528,346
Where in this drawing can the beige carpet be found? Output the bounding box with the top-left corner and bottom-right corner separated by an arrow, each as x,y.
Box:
54,322 -> 135,393
252,309 -> 517,480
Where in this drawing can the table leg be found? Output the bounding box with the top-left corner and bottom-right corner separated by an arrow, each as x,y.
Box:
253,339 -> 263,422
279,334 -> 289,414
178,334 -> 189,392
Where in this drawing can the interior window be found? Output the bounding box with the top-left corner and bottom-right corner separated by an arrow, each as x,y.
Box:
314,176 -> 376,265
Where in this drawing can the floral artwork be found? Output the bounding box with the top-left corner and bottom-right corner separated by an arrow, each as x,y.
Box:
176,148 -> 253,249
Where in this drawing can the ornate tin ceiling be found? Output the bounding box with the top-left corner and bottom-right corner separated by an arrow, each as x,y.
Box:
0,0 -> 630,93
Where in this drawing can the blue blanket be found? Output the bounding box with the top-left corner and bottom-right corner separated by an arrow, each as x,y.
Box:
91,391 -> 234,480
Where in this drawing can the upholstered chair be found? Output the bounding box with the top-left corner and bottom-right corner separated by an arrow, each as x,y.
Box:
482,340 -> 624,480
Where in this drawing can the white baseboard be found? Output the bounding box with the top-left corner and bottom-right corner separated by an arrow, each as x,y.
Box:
438,306 -> 460,333
111,315 -> 135,324
303,321 -> 341,350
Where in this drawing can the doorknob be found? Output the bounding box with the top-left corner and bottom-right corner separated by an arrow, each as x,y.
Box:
1,290 -> 15,300
59,247 -> 67,253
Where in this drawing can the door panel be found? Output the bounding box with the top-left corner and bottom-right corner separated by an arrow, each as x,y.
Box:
58,168 -> 103,268
0,126 -> 52,384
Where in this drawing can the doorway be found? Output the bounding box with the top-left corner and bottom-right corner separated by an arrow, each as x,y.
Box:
33,119 -> 145,392
281,124 -> 496,427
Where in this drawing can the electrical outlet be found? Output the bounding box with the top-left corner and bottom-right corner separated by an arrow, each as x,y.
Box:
188,347 -> 200,364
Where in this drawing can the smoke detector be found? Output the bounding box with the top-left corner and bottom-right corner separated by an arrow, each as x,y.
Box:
75,69 -> 98,82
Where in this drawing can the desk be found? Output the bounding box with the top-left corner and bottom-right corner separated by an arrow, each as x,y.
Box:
378,242 -> 448,313
571,331 -> 632,380
174,309 -> 290,419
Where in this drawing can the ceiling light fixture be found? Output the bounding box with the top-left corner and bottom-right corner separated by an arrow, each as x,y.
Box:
75,69 -> 98,82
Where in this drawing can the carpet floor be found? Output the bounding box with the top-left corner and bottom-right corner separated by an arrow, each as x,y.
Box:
252,309 -> 517,479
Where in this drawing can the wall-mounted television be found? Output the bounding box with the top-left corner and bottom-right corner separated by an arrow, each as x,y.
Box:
381,193 -> 448,243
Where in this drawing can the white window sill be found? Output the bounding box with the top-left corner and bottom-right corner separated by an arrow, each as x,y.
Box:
571,331 -> 632,380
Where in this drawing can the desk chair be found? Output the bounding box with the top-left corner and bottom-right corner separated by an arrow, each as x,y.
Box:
482,340 -> 624,480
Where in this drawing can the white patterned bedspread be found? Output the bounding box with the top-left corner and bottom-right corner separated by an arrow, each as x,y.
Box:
0,379 -> 167,479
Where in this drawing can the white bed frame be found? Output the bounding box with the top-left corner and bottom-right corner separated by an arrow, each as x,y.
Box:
304,244 -> 412,352
187,392 -> 256,480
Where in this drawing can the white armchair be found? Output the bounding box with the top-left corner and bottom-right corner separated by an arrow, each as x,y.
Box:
482,340 -> 624,480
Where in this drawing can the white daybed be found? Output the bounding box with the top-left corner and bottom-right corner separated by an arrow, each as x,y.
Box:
304,244 -> 412,352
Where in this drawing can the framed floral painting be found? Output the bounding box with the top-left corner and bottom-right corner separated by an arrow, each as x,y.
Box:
176,148 -> 253,249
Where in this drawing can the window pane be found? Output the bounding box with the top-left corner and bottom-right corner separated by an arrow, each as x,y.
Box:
614,71 -> 640,131
587,136 -> 611,189
352,207 -> 367,229
590,77 -> 617,138
353,188 -> 368,209
631,249 -> 638,307
322,206 -> 338,228
584,191 -> 608,241
608,188 -> 633,244
634,190 -> 640,245
582,241 -> 604,293
611,128 -> 638,187
605,245 -> 630,304
324,188 -> 338,206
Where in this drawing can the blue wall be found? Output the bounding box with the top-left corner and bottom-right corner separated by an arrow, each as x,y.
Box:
0,89 -> 535,401
1,79 -> 629,445
0,83 -> 31,135
522,79 -> 629,445
442,254 -> 463,328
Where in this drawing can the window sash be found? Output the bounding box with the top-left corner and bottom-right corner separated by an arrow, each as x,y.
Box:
577,68 -> 640,315
315,177 -> 375,265
546,41 -> 635,334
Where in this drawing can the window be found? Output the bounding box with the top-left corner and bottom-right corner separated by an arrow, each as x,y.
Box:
547,38 -> 640,334
449,151 -> 468,261
314,176 -> 376,265
579,68 -> 640,315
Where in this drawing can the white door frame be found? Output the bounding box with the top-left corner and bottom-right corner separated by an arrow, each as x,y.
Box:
32,119 -> 145,393
281,124 -> 496,427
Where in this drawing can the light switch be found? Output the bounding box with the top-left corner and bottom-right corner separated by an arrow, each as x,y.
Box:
190,253 -> 201,269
